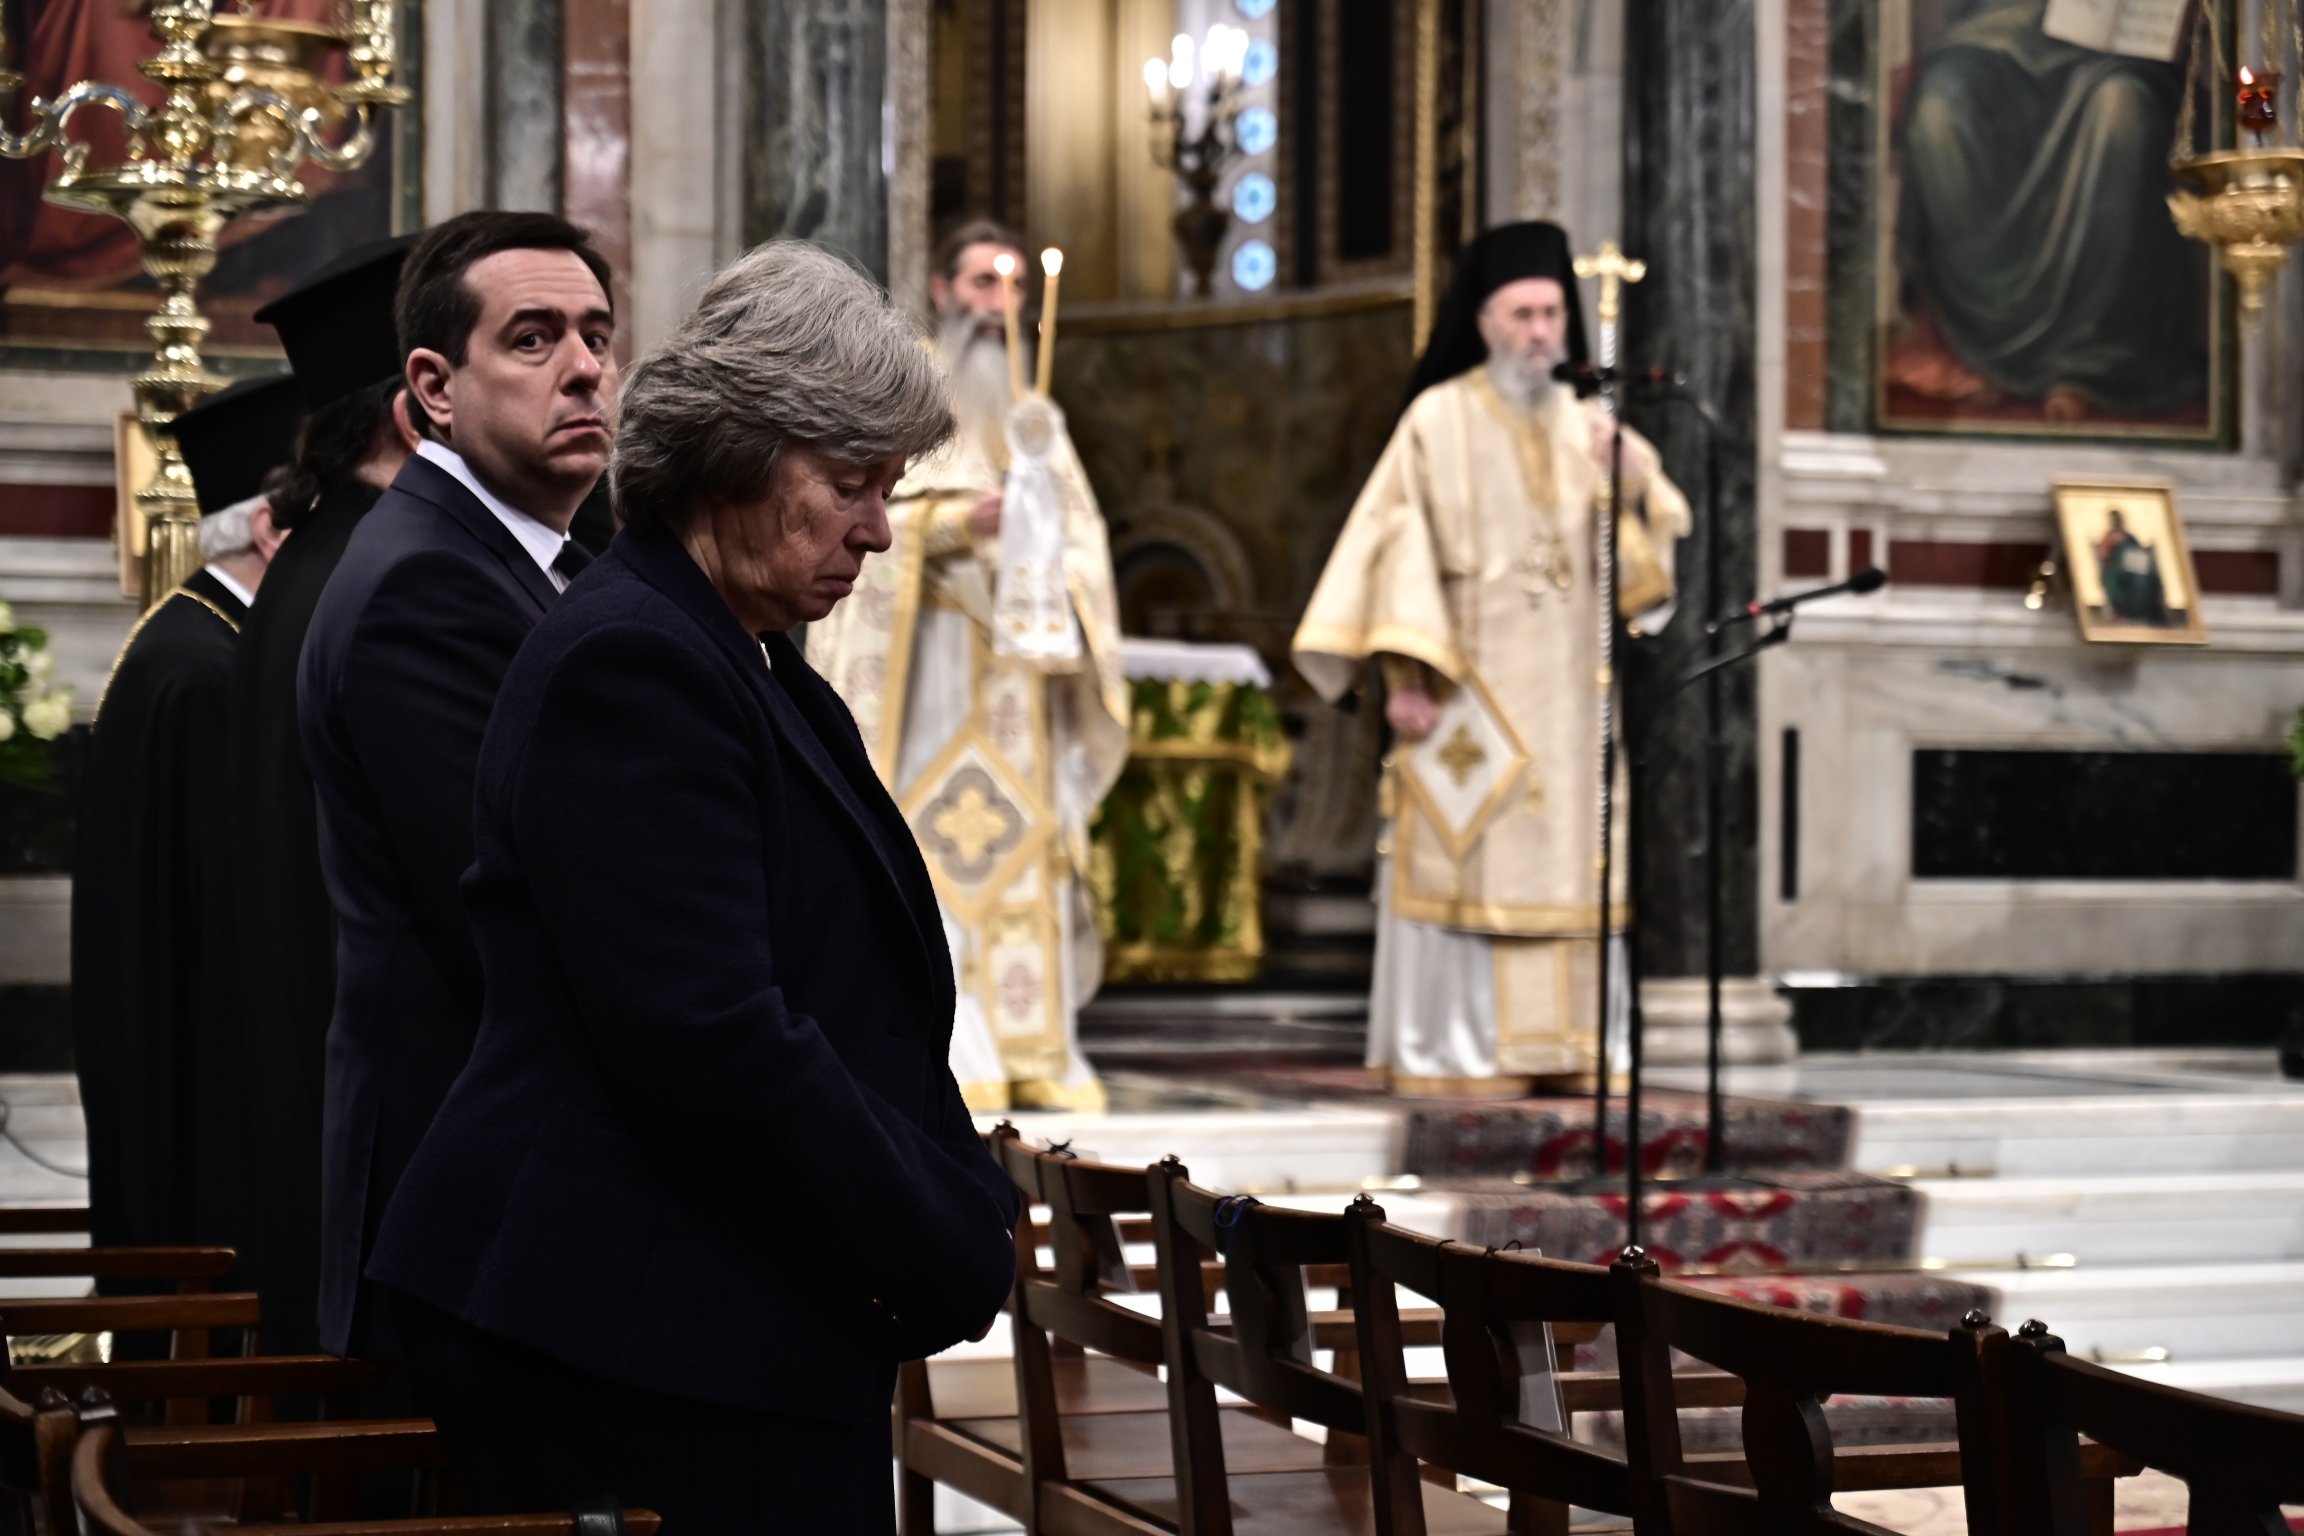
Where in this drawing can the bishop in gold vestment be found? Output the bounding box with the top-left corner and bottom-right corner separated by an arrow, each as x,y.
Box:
812,222 -> 1128,1112
1293,223 -> 1689,1098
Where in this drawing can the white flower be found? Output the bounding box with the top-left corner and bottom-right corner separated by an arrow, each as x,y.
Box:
24,649 -> 52,686
21,692 -> 70,741
0,711 -> 15,743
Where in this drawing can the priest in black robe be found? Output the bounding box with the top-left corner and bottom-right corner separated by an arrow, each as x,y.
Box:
224,236 -> 419,1356
72,375 -> 298,1274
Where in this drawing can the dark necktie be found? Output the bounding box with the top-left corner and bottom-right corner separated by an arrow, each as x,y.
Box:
551,539 -> 593,585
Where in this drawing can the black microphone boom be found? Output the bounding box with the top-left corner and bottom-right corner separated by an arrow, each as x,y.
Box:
1712,566 -> 1885,631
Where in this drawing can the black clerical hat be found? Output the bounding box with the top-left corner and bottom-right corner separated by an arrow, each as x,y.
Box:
254,234 -> 417,408
1402,220 -> 1590,411
174,375 -> 304,517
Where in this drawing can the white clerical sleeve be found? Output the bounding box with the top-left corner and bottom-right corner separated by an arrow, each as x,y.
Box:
1291,411 -> 1466,704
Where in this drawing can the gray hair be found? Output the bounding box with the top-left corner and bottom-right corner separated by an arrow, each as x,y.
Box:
611,241 -> 955,528
197,494 -> 265,560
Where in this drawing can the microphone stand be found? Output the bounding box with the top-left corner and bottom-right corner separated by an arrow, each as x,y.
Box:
1620,614 -> 1795,1235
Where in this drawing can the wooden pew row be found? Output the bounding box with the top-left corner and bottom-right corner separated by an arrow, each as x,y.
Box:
0,1242 -> 665,1535
901,1129 -> 2304,1536
70,1401 -> 662,1535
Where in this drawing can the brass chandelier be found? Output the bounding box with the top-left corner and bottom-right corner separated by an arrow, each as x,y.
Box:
0,2 -> 412,609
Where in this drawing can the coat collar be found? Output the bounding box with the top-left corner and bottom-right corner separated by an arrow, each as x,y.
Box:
388,452 -> 560,615
613,523 -> 944,986
181,566 -> 250,628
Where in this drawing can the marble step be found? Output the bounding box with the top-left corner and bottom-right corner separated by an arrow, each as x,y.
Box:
1942,1260 -> 2304,1364
1914,1170 -> 2304,1266
1651,1051 -> 2304,1180
1854,1096 -> 2304,1180
0,1075 -> 89,1205
976,1107 -> 1399,1193
2112,1353 -> 2304,1415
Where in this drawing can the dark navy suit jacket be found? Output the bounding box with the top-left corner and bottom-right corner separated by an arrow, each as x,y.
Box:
367,522 -> 1019,1421
298,452 -> 559,1356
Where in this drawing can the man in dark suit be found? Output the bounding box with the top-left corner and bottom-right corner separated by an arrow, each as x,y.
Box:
74,375 -> 298,1284
299,211 -> 619,1359
368,239 -> 1015,1530
225,236 -> 419,1358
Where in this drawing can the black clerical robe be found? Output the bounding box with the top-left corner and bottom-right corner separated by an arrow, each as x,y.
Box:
221,476 -> 380,1355
71,569 -> 250,1264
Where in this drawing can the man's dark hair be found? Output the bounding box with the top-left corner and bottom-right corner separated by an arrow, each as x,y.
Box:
396,211 -> 615,438
934,218 -> 1027,283
269,378 -> 403,530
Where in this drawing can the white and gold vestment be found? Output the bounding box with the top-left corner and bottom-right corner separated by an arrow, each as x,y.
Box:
812,395 -> 1127,1111
1294,366 -> 1688,1094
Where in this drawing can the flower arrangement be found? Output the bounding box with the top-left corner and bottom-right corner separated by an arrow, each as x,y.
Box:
0,598 -> 72,790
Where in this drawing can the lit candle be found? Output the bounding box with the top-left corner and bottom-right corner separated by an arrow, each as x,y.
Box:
993,251 -> 1026,402
1143,56 -> 1169,110
2238,65 -> 2282,142
1036,248 -> 1063,398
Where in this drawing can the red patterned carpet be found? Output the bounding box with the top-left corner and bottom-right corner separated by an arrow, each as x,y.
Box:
1105,1051 -> 1854,1180
1399,1094 -> 1853,1181
1447,1169 -> 1922,1270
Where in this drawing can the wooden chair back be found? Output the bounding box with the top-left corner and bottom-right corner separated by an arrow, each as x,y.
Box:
0,1293 -> 259,1372
0,1248 -> 233,1288
1149,1157 -> 1361,1435
995,1126 -> 1165,1368
11,1355 -> 385,1536
1345,1196 -> 1633,1533
0,1209 -> 89,1238
2005,1321 -> 2304,1536
1610,1247 -> 2006,1536
67,1396 -> 664,1533
1147,1156 -> 1374,1536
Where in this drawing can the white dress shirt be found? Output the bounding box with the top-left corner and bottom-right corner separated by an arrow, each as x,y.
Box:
416,438 -> 575,592
203,564 -> 256,610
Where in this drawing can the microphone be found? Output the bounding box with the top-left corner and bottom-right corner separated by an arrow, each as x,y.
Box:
1551,360 -> 1689,399
1713,566 -> 1885,630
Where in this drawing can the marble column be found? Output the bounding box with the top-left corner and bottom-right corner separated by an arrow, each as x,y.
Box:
1483,0 -> 1624,253
740,0 -> 891,283
1618,0 -> 1794,1061
487,0 -> 565,213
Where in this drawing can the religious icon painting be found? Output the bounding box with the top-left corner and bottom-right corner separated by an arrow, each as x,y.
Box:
0,0 -> 423,370
1868,0 -> 2231,443
2052,479 -> 2209,645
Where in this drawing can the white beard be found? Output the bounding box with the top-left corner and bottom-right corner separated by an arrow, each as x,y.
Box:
1488,348 -> 1559,412
939,308 -> 1022,444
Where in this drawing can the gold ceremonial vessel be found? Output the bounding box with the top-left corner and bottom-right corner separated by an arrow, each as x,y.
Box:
2167,148 -> 2304,316
0,2 -> 412,609
2165,2 -> 2304,321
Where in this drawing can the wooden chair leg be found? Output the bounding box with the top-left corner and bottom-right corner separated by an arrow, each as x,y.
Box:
898,1463 -> 938,1536
1507,1492 -> 1571,1536
2084,1472 -> 2115,1536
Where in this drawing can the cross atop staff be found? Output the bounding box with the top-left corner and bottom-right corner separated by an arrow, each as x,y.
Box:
1573,240 -> 1647,334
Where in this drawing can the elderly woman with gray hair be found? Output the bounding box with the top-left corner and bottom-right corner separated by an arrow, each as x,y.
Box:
367,241 -> 1021,1531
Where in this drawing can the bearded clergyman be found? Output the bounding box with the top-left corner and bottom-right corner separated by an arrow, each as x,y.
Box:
812,219 -> 1128,1113
1293,221 -> 1691,1099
